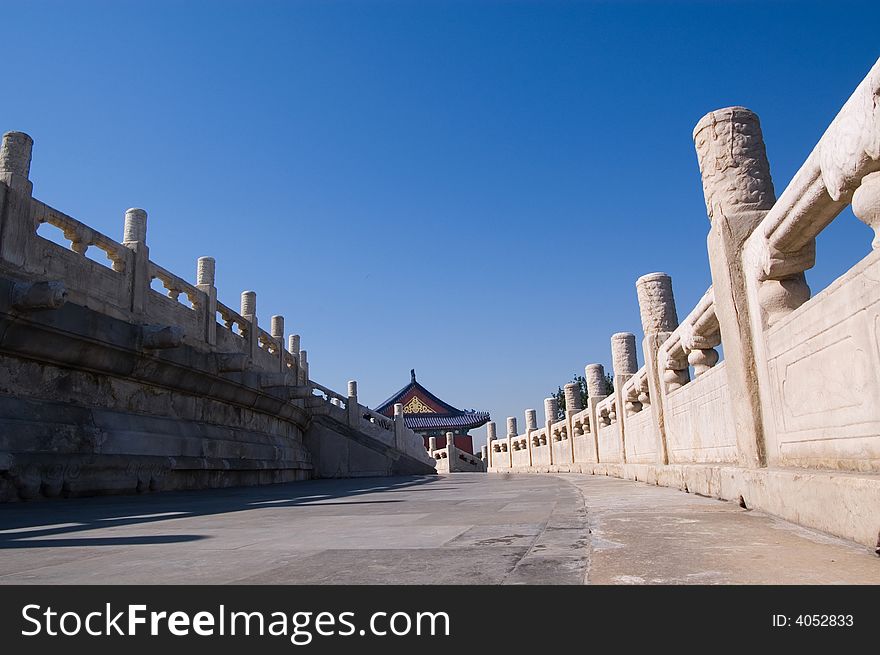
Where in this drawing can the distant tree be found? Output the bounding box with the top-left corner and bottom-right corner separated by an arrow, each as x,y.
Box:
551,372 -> 614,419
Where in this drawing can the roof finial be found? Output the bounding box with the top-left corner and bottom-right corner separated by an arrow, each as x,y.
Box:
411,368 -> 416,383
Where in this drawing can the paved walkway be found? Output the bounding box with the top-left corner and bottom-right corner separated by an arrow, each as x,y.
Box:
0,473 -> 877,584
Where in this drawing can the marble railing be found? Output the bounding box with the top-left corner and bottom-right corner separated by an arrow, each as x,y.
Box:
487,56 -> 880,549
430,434 -> 485,473
0,128 -> 435,473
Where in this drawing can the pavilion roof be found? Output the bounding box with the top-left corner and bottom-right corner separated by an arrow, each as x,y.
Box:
374,370 -> 490,431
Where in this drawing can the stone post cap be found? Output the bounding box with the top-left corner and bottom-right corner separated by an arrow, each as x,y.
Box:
543,397 -> 558,423
0,131 -> 33,178
636,271 -> 671,286
270,315 -> 284,339
585,363 -> 606,397
693,105 -> 774,221
611,332 -> 638,376
347,380 -> 358,397
288,334 -> 300,355
506,417 -> 517,437
564,382 -> 583,411
394,403 -> 404,417
122,208 -> 148,244
636,272 -> 678,333
692,106 -> 759,141
241,290 -> 257,317
486,421 -> 496,439
196,257 -> 216,286
446,432 -> 454,447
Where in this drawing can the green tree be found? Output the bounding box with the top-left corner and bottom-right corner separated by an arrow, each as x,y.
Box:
552,372 -> 614,419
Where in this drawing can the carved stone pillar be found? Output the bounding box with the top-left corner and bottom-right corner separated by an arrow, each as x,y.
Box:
584,363 -> 606,463
694,105 -> 776,468
636,271 -> 681,466
0,131 -> 35,268
196,256 -> 217,346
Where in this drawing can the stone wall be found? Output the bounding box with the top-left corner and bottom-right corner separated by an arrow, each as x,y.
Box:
0,133 -> 435,501
489,56 -> 880,550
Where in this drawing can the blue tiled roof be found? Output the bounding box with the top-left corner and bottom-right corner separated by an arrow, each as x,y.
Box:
404,412 -> 491,431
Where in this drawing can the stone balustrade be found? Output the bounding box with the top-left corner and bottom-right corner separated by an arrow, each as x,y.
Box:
0,129 -> 436,498
430,431 -> 486,473
487,56 -> 880,550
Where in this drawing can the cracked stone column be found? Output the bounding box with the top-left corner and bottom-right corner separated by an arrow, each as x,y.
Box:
270,315 -> 284,341
610,332 -> 638,465
241,291 -> 258,360
270,315 -> 285,371
393,403 -> 405,452
506,417 -> 516,468
299,349 -> 308,385
0,131 -> 35,268
524,408 -> 537,467
287,334 -> 301,382
584,363 -> 606,463
544,397 -> 557,465
347,380 -> 359,428
196,256 -> 217,346
486,421 -> 496,469
694,106 -> 776,468
636,272 -> 680,464
122,208 -> 150,315
563,383 -> 582,464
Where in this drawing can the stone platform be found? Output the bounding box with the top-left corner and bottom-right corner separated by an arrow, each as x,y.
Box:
0,473 -> 877,584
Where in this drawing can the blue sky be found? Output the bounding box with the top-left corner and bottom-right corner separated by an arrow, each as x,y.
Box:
3,0 -> 878,449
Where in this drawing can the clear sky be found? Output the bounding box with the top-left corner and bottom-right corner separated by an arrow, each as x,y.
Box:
3,0 -> 878,450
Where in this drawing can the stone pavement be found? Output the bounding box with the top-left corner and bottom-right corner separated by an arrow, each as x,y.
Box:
0,473 -> 877,584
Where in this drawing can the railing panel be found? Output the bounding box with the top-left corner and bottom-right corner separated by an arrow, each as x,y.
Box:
664,361 -> 735,463
623,409 -> 659,464
763,248 -> 880,472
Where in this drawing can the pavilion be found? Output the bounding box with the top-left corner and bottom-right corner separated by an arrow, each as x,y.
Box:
374,370 -> 490,455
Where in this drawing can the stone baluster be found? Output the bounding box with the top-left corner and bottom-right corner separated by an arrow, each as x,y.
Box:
694,106 -> 777,469
624,384 -> 641,415
853,172 -> 880,249
121,208 -> 150,315
195,256 -> 217,346
636,271 -> 680,464
688,344 -> 719,377
0,131 -> 35,268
